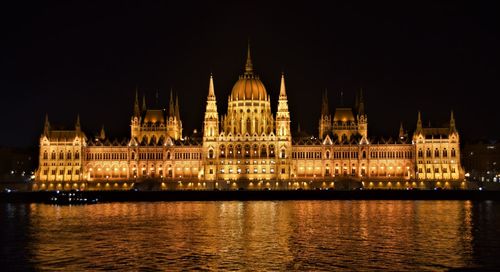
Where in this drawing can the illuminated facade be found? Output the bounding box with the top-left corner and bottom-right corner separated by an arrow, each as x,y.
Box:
34,46 -> 465,190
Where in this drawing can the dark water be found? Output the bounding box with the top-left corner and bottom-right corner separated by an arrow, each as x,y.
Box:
1,201 -> 500,271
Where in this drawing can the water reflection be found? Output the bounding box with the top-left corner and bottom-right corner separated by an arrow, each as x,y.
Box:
1,201 -> 499,271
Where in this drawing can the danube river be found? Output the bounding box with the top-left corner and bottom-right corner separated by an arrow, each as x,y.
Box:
1,201 -> 500,271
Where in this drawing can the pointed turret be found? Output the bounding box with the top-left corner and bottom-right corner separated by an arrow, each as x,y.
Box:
203,74 -> 219,139
168,89 -> 175,117
43,114 -> 50,135
279,73 -> 287,98
340,90 -> 344,106
416,111 -> 422,133
99,125 -> 106,140
175,95 -> 180,121
134,88 -> 140,117
244,40 -> 253,76
450,110 -> 457,133
276,73 -> 291,138
358,88 -> 365,116
208,73 -> 216,100
142,94 -> 147,112
321,89 -> 329,116
75,114 -> 81,132
399,122 -> 404,139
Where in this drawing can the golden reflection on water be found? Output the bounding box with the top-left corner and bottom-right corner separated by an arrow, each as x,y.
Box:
19,201 -> 482,271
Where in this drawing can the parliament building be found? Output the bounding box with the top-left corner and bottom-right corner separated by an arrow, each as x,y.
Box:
34,46 -> 466,191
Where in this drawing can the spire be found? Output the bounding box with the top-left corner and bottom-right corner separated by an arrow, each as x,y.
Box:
99,125 -> 106,140
175,95 -> 180,121
321,89 -> 329,116
43,113 -> 50,135
340,90 -> 344,106
208,73 -> 216,100
142,93 -> 147,112
244,40 -> 253,75
450,110 -> 456,133
279,73 -> 287,98
416,111 -> 422,132
75,114 -> 81,132
134,87 -> 140,117
297,123 -> 301,133
358,88 -> 365,116
399,122 -> 404,139
169,89 -> 175,117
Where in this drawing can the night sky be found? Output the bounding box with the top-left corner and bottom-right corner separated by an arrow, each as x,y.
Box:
1,2 -> 498,147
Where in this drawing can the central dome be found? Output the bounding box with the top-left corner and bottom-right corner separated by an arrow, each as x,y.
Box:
230,43 -> 268,101
231,76 -> 267,101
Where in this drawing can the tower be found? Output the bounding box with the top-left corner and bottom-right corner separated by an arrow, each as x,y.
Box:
276,73 -> 292,179
357,88 -> 368,139
203,74 -> 219,180
318,89 -> 332,139
166,89 -> 183,140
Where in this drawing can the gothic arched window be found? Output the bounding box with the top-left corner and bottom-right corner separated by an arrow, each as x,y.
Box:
451,148 -> 456,157
43,151 -> 48,160
434,149 -> 439,157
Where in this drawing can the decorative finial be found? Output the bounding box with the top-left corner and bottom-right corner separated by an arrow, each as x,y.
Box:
208,73 -> 216,99
169,88 -> 175,117
75,114 -> 81,131
279,73 -> 287,97
244,39 -> 253,75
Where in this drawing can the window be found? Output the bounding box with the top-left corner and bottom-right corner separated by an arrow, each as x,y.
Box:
75,170 -> 80,175
59,170 -> 64,175
67,170 -> 72,175
43,151 -> 48,160
43,170 -> 48,175
208,149 -> 214,159
325,151 -> 330,159
281,168 -> 286,174
59,152 -> 64,160
51,170 -> 56,175
362,151 -> 366,159
451,149 -> 456,157
426,168 -> 431,173
434,168 -> 439,173
67,151 -> 72,160
426,149 -> 431,157
434,149 -> 439,157
209,169 -> 213,174
442,149 -> 447,157
280,149 -> 286,159
51,152 -> 56,160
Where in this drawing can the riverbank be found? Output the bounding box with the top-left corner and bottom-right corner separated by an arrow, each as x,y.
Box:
1,189 -> 500,203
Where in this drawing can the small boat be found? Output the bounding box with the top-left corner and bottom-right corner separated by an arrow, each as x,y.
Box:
47,190 -> 99,205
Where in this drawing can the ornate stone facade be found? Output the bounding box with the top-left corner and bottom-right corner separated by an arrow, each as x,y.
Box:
34,46 -> 465,190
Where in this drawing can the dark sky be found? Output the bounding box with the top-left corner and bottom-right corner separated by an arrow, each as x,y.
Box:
1,2 -> 498,147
